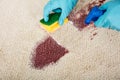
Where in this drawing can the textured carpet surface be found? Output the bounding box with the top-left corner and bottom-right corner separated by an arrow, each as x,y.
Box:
0,0 -> 120,80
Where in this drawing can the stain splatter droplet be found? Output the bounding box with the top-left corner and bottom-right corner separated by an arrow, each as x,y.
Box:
93,32 -> 97,36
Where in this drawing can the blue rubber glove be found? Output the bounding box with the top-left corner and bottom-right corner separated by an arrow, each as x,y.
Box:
43,0 -> 78,25
95,0 -> 120,31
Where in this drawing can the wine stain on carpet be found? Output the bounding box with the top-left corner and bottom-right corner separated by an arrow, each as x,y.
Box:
32,37 -> 69,69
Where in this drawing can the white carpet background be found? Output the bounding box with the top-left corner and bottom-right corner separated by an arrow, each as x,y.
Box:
0,0 -> 120,80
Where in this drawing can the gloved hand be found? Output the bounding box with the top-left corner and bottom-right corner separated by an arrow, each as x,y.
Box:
95,0 -> 120,31
43,0 -> 78,25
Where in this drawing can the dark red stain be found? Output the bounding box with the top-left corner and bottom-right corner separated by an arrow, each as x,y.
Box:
90,32 -> 98,40
68,9 -> 87,30
91,38 -> 94,40
93,32 -> 97,36
32,37 -> 69,69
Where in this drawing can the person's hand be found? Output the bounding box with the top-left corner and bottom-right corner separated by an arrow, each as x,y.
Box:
43,0 -> 78,25
95,0 -> 120,31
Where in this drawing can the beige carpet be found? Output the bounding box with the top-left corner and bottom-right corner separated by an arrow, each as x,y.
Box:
0,0 -> 120,80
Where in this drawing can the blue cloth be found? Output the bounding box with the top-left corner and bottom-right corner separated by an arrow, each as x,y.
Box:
95,0 -> 120,31
43,0 -> 78,25
85,6 -> 105,25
